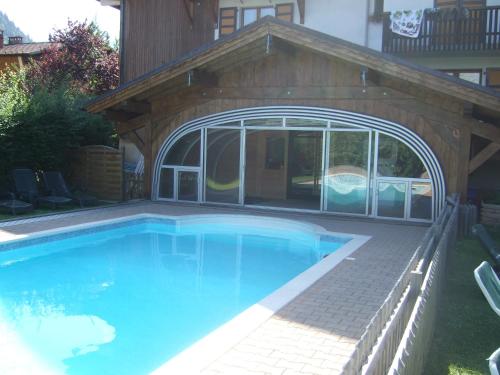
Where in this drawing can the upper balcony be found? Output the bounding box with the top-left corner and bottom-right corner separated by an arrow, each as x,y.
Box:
382,6 -> 500,56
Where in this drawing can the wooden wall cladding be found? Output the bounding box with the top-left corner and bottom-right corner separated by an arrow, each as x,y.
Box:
148,48 -> 468,196
71,146 -> 124,201
123,0 -> 215,82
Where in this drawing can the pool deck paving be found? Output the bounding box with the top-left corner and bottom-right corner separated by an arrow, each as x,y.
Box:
0,202 -> 428,374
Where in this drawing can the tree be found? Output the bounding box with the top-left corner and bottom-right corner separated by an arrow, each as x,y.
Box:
0,84 -> 116,182
27,20 -> 119,95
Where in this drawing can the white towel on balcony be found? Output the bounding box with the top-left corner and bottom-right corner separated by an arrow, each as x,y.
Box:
390,9 -> 425,38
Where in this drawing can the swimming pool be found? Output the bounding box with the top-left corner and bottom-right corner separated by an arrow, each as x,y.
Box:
0,214 -> 369,374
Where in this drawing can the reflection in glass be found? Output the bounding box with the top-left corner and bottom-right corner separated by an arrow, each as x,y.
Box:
377,134 -> 427,178
260,7 -> 275,17
178,171 -> 198,201
163,131 -> 200,166
243,9 -> 258,26
410,181 -> 432,220
326,132 -> 369,214
288,131 -> 322,210
159,168 -> 174,199
377,181 -> 407,218
206,129 -> 241,204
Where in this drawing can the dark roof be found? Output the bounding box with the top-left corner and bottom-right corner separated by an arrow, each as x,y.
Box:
0,42 -> 61,56
87,16 -> 500,113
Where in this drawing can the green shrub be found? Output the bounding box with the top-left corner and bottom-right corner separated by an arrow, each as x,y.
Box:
0,82 -> 116,186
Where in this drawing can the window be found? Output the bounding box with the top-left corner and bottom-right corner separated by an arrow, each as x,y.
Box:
219,7 -> 237,36
265,136 -> 285,169
242,7 -> 274,27
486,68 -> 500,90
377,134 -> 428,179
163,130 -> 201,166
442,69 -> 482,85
373,0 -> 384,17
276,3 -> 294,22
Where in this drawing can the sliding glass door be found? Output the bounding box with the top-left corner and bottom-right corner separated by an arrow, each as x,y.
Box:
244,130 -> 323,210
205,129 -> 242,204
325,131 -> 371,215
156,112 -> 437,222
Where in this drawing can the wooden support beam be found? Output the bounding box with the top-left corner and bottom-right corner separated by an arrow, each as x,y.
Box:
183,0 -> 195,25
297,0 -> 305,24
116,114 -> 151,135
123,131 -> 145,155
154,86 -> 413,105
457,126 -> 471,201
211,0 -> 219,24
116,100 -> 151,114
469,119 -> 500,144
105,109 -> 136,123
469,142 -> 500,174
143,119 -> 153,199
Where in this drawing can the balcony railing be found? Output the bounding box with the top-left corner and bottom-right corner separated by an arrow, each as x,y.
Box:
382,6 -> 500,55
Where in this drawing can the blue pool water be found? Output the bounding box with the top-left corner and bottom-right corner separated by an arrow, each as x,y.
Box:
0,216 -> 350,375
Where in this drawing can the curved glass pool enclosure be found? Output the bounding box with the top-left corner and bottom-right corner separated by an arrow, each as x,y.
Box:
154,107 -> 445,222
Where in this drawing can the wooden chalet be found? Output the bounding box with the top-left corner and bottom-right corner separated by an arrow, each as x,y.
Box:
87,15 -> 500,223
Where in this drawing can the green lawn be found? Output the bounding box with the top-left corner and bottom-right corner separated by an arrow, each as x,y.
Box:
424,227 -> 500,375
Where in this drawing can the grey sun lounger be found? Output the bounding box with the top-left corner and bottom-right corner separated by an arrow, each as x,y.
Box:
12,169 -> 72,209
42,171 -> 98,208
489,347 -> 500,375
0,190 -> 33,215
472,224 -> 500,267
474,261 -> 500,317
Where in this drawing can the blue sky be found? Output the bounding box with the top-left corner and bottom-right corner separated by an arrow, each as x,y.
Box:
0,0 -> 120,42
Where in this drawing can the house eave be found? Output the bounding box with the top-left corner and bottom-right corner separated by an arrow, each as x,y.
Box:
86,17 -> 500,116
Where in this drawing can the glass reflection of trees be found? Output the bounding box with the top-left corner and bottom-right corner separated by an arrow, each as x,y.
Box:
377,134 -> 427,179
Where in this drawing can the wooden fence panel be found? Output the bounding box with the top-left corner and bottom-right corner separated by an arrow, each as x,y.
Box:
70,146 -> 124,201
342,196 -> 460,375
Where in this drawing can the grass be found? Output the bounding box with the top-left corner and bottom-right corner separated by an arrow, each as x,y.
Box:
424,226 -> 500,375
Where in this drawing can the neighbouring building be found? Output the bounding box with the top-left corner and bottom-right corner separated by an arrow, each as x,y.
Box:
0,31 -> 60,72
89,0 -> 500,222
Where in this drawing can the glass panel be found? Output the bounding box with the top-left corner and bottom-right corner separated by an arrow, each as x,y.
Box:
159,168 -> 174,199
326,132 -> 369,214
459,72 -> 481,85
243,8 -> 257,26
244,118 -> 282,127
205,129 -> 241,204
215,121 -> 241,127
410,181 -> 432,220
330,122 -> 359,129
377,181 -> 407,218
178,171 -> 198,201
163,131 -> 200,167
245,130 -> 322,210
260,7 -> 275,17
377,134 -> 428,178
286,118 -> 327,128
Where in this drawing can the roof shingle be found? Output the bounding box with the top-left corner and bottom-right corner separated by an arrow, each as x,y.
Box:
0,42 -> 61,56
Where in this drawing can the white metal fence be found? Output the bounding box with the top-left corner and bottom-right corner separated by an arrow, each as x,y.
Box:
342,196 -> 460,375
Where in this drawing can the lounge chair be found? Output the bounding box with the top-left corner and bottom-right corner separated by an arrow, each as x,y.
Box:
472,224 -> 500,267
474,261 -> 500,317
0,189 -> 33,215
42,171 -> 98,208
12,169 -> 72,209
489,347 -> 500,375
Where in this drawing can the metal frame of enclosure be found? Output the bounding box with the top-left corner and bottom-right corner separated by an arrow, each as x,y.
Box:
153,107 -> 446,222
